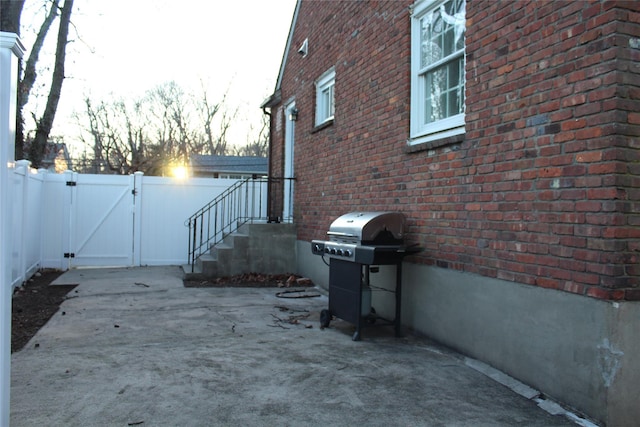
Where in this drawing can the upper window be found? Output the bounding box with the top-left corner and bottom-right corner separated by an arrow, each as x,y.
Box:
315,67 -> 335,126
410,0 -> 466,145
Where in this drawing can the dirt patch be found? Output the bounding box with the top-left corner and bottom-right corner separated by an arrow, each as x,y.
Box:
12,270 -> 77,353
184,273 -> 313,288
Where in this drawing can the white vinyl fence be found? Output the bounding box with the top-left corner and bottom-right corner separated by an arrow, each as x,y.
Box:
11,161 -> 43,287
10,162 -> 267,288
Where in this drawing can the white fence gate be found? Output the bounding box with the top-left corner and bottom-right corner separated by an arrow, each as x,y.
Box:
67,172 -> 137,267
11,166 -> 267,285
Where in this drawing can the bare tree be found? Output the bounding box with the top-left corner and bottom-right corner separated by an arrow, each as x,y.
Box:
78,80 -> 272,176
234,113 -> 269,157
197,89 -> 236,156
29,0 -> 73,167
17,0 -> 61,160
1,0 -> 73,165
145,81 -> 206,173
83,98 -> 127,174
0,1 -> 25,34
79,81 -> 238,176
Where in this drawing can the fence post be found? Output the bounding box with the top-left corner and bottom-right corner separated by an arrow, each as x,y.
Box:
132,172 -> 144,266
16,160 -> 31,287
35,169 -> 46,271
0,31 -> 26,426
61,170 -> 76,270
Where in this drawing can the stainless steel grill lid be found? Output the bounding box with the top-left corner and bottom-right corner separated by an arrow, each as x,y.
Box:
327,211 -> 405,244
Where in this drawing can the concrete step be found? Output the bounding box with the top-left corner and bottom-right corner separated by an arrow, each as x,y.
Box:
186,223 -> 296,280
198,253 -> 222,277
212,243 -> 232,256
182,263 -> 204,281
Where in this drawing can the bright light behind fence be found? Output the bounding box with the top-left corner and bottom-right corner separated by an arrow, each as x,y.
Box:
172,166 -> 188,179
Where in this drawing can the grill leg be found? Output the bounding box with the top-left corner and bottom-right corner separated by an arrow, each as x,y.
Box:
395,261 -> 403,338
353,265 -> 366,341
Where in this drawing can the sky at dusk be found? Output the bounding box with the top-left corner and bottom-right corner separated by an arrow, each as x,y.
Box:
19,0 -> 297,154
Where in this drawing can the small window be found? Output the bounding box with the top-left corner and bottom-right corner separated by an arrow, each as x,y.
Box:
410,0 -> 466,145
315,67 -> 335,126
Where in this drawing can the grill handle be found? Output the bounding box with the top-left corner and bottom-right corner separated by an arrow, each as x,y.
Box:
326,231 -> 358,238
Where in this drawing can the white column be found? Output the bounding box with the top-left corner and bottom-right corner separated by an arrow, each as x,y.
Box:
0,31 -> 25,425
0,32 -> 24,426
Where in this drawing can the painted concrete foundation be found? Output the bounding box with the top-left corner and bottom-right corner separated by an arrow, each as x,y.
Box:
240,223 -> 297,274
297,240 -> 640,426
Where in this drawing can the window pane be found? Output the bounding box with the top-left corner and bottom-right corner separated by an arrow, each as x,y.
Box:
447,58 -> 460,116
423,66 -> 447,123
321,85 -> 333,119
420,10 -> 438,67
420,0 -> 465,67
321,89 -> 327,118
445,0 -> 466,51
423,57 -> 464,124
328,85 -> 334,117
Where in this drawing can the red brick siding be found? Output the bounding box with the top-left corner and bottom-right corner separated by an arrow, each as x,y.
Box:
268,0 -> 640,300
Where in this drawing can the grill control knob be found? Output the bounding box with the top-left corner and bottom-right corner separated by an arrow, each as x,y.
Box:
337,249 -> 344,256
314,244 -> 322,253
344,249 -> 352,257
330,248 -> 337,255
325,247 -> 330,254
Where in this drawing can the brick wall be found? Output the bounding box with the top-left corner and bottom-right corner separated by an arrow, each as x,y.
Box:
464,0 -> 640,300
268,0 -> 640,300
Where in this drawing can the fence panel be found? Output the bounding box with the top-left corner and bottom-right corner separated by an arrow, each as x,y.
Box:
139,176 -> 239,265
13,172 -> 268,277
22,168 -> 44,278
10,164 -> 26,287
10,163 -> 45,287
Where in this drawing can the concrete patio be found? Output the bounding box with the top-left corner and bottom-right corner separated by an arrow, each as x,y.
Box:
11,266 -> 584,426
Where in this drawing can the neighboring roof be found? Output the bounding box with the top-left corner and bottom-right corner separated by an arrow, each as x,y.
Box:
261,0 -> 301,109
41,142 -> 72,172
189,155 -> 268,175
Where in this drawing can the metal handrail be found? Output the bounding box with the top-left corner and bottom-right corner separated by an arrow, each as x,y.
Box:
186,177 -> 294,272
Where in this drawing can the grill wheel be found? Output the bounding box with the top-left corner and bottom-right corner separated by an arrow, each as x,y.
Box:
320,309 -> 331,328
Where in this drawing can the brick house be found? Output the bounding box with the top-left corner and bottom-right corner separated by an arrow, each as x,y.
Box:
261,1 -> 639,425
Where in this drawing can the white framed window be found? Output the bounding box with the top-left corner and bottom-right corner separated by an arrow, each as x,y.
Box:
410,0 -> 466,145
315,67 -> 335,126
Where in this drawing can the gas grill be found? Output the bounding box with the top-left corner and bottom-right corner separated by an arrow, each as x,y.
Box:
311,212 -> 421,341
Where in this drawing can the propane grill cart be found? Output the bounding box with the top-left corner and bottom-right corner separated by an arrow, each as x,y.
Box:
311,212 -> 421,341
